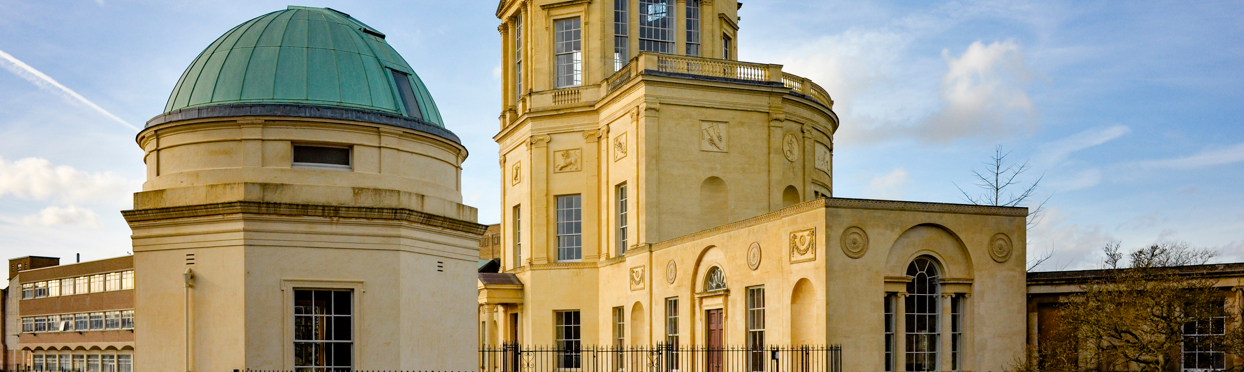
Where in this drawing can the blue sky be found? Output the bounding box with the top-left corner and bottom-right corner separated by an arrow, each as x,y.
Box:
0,0 -> 1240,270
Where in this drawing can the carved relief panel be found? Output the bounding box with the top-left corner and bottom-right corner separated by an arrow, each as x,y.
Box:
630,265 -> 646,291
700,121 -> 728,152
613,133 -> 628,161
511,162 -> 521,185
553,149 -> 582,173
782,133 -> 799,162
790,228 -> 817,263
814,142 -> 831,175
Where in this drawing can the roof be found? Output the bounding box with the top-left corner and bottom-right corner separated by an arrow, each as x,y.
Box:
478,272 -> 522,286
161,6 -> 444,128
1028,262 -> 1244,286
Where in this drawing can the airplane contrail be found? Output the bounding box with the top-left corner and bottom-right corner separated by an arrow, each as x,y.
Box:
0,49 -> 138,131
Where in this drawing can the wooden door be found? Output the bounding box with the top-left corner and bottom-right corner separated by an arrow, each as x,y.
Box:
706,309 -> 724,372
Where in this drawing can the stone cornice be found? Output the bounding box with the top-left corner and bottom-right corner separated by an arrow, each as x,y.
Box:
122,201 -> 488,235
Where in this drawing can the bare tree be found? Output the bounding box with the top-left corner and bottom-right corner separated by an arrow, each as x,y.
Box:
957,145 -> 1052,270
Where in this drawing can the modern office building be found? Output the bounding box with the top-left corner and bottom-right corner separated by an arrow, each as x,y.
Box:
479,1 -> 1027,371
6,256 -> 135,372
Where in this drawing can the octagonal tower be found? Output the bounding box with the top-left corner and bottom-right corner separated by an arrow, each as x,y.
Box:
124,7 -> 484,371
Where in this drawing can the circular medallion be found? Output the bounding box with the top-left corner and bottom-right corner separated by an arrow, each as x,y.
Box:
989,233 -> 1013,263
782,134 -> 799,162
747,242 -> 762,270
665,260 -> 677,283
840,226 -> 869,259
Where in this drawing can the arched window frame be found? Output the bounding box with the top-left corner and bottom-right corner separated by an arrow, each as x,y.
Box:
904,256 -> 941,372
704,266 -> 726,292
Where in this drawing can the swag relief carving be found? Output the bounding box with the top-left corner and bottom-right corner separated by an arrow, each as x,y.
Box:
790,228 -> 817,263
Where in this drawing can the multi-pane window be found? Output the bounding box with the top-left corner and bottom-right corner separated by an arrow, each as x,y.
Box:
746,286 -> 765,372
885,294 -> 895,372
1182,308 -> 1226,372
294,289 -> 353,371
34,281 -> 48,298
666,297 -> 681,366
556,195 -> 583,261
513,205 -> 522,268
88,354 -> 100,372
103,355 -> 116,372
90,274 -> 105,293
617,183 -> 628,256
34,316 -> 47,332
555,310 -> 582,369
62,278 -> 75,296
638,0 -> 675,54
951,296 -> 963,371
118,355 -> 132,372
905,257 -> 940,372
47,315 -> 60,332
76,314 -> 89,331
74,355 -> 85,371
33,355 -> 43,372
76,276 -> 89,294
61,355 -> 72,372
48,279 -> 60,297
554,18 -> 583,88
22,317 -> 34,333
614,0 -> 630,71
105,311 -> 121,330
685,0 -> 701,56
122,270 -> 135,290
722,34 -> 732,59
122,310 -> 135,329
612,306 -> 625,370
515,14 -> 523,99
106,272 -> 121,291
22,283 -> 33,299
90,312 -> 105,330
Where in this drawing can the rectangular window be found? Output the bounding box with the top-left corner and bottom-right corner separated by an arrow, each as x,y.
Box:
292,145 -> 352,171
76,276 -> 89,294
614,0 -> 629,71
35,281 -> 48,298
106,273 -> 121,291
90,274 -> 105,293
34,316 -> 47,332
47,353 -> 58,371
390,70 -> 424,120
617,183 -> 628,256
556,194 -> 583,261
62,355 -> 72,372
118,355 -> 132,372
722,34 -> 732,59
62,314 -> 74,332
74,355 -> 85,372
33,354 -> 43,372
62,278 -> 75,296
122,310 -> 135,329
48,279 -> 60,297
554,17 -> 583,88
639,0 -> 675,54
90,312 -> 105,330
122,271 -> 134,290
46,315 -> 59,332
22,317 -> 33,333
102,355 -> 116,372
22,283 -> 33,299
513,205 -> 522,268
294,289 -> 353,371
515,14 -> 524,100
746,286 -> 765,372
1182,307 -> 1226,371
612,306 -> 625,371
76,314 -> 89,331
87,354 -> 100,372
666,297 -> 681,367
105,311 -> 121,330
555,310 -> 582,369
951,296 -> 962,371
685,0 -> 700,56
885,294 -> 895,372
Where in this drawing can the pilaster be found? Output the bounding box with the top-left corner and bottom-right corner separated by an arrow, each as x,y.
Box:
530,135 -> 551,264
940,293 -> 954,372
581,130 -> 601,261
638,102 -> 659,244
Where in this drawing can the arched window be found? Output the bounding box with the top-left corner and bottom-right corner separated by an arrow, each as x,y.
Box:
905,257 -> 940,371
704,266 -> 726,291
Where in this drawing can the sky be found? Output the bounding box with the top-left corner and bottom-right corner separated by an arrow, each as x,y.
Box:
0,0 -> 1240,271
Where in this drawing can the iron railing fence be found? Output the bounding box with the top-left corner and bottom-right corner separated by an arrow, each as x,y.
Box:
479,344 -> 842,372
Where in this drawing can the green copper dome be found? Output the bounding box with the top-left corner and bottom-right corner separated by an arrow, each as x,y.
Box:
163,6 -> 444,127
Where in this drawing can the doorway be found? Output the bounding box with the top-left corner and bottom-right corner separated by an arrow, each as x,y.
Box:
706,309 -> 724,372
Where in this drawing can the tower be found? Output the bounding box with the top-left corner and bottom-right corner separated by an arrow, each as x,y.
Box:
125,7 -> 484,371
484,0 -> 839,346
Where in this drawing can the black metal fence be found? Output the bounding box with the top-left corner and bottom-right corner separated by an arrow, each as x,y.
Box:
479,344 -> 842,372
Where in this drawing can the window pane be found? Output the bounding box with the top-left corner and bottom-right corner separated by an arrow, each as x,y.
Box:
556,195 -> 583,261
685,0 -> 700,56
554,18 -> 583,88
292,146 -> 351,167
639,0 -> 675,54
390,70 -> 424,119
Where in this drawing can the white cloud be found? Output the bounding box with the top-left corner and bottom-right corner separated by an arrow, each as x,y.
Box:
863,168 -> 910,200
0,49 -> 136,131
21,205 -> 100,227
921,40 -> 1037,142
1036,125 -> 1131,166
0,157 -> 137,206
1028,207 -> 1117,271
1135,142 -> 1244,170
